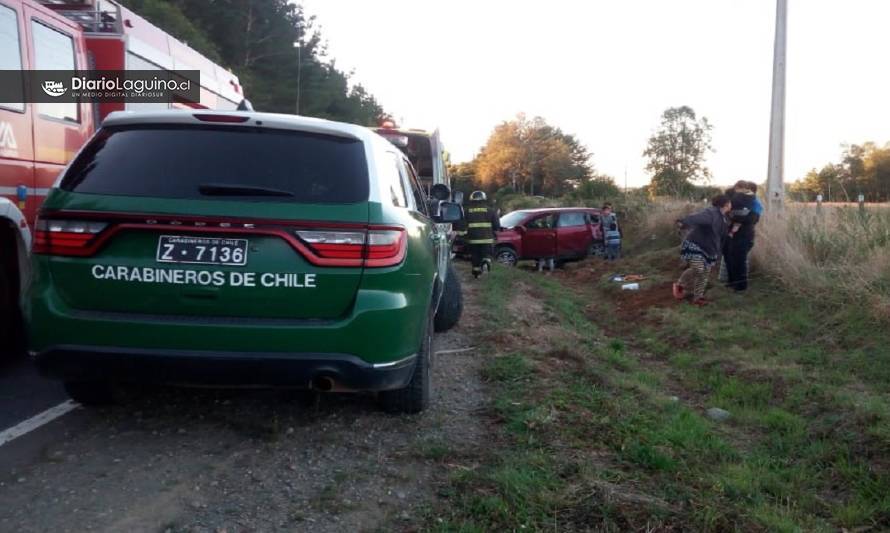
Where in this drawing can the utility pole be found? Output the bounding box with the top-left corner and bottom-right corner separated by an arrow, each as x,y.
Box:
624,165 -> 628,196
293,41 -> 302,115
766,0 -> 788,210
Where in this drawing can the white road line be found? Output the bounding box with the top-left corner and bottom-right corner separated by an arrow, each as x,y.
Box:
0,400 -> 80,447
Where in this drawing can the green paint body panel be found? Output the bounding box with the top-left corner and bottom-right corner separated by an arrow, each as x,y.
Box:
28,190 -> 439,368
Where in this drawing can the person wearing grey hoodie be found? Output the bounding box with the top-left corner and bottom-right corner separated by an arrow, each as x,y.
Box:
673,195 -> 732,305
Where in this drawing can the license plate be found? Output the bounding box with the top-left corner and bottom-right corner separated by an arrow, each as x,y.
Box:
156,235 -> 248,266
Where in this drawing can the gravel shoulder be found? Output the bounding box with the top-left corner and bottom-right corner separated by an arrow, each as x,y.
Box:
0,267 -> 488,533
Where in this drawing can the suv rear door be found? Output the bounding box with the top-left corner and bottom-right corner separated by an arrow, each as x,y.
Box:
522,213 -> 557,259
555,211 -> 591,258
40,123 -> 375,320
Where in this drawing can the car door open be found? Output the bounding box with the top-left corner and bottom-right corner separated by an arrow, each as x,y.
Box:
522,214 -> 557,259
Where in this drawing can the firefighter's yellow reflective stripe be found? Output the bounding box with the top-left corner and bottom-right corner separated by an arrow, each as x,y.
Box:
467,238 -> 494,244
468,222 -> 491,228
467,208 -> 488,213
454,231 -> 468,236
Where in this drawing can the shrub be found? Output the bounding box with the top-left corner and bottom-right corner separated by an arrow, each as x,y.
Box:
752,205 -> 890,320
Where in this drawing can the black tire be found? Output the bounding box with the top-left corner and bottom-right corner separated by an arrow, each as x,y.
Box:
379,314 -> 432,414
495,246 -> 518,267
64,381 -> 115,406
0,257 -> 24,359
434,262 -> 462,333
588,242 -> 605,258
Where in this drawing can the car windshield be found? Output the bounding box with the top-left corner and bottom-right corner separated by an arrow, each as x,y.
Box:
60,125 -> 370,203
499,211 -> 529,228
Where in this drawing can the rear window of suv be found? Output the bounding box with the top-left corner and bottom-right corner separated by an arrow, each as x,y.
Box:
60,125 -> 370,203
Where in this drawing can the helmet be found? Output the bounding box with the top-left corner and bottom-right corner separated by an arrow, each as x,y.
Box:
470,190 -> 487,201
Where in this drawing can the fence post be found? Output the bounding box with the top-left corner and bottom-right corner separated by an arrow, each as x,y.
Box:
816,194 -> 822,212
858,193 -> 865,214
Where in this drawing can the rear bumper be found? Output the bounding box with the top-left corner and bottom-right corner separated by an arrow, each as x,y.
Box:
34,345 -> 417,391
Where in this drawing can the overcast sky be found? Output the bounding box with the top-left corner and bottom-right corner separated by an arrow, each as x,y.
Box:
300,0 -> 890,188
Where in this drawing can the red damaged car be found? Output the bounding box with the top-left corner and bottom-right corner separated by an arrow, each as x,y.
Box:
493,208 -> 613,266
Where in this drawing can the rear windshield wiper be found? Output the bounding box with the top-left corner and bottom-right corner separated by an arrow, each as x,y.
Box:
198,183 -> 296,198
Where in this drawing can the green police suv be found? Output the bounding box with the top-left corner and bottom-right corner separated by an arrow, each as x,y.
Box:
27,111 -> 463,413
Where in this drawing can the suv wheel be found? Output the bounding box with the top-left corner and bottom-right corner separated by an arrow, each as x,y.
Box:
495,246 -> 518,267
64,381 -> 115,406
588,242 -> 605,257
0,259 -> 24,360
379,314 -> 432,414
434,262 -> 462,333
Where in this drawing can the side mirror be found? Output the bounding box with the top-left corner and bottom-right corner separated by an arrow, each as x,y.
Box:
452,190 -> 464,204
237,99 -> 254,111
433,201 -> 463,223
515,225 -> 526,234
430,183 -> 451,201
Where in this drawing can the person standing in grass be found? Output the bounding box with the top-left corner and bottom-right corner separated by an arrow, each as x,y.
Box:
724,181 -> 761,292
600,203 -> 622,261
673,195 -> 732,306
719,181 -> 763,283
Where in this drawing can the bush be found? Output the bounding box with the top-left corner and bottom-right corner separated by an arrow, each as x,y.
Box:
752,204 -> 890,320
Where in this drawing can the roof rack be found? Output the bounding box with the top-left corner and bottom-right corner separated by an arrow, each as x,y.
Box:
38,0 -> 123,34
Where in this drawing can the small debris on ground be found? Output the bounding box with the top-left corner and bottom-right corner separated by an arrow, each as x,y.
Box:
706,407 -> 732,422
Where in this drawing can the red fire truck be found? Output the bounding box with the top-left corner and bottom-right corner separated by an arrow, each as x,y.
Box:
0,0 -> 246,352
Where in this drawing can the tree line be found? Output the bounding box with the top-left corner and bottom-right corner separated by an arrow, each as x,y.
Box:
119,0 -> 386,125
789,143 -> 890,202
453,106 -> 720,202
451,114 -> 619,199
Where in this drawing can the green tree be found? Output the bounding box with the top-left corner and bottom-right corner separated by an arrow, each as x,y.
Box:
474,114 -> 594,197
448,161 -> 479,197
119,0 -> 386,124
643,106 -> 713,197
790,142 -> 890,202
121,0 -> 221,61
575,175 -> 620,199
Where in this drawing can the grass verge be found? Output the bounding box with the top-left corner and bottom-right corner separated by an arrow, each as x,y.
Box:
429,248 -> 890,531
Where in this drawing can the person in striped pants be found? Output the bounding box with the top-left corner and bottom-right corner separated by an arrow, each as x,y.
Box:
673,195 -> 732,306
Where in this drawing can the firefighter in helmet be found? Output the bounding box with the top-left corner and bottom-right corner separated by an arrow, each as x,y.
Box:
465,190 -> 500,278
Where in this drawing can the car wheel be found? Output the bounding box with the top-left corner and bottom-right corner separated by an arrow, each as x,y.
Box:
588,243 -> 605,257
434,262 -> 462,333
379,314 -> 432,414
63,381 -> 115,406
495,246 -> 518,267
0,262 -> 24,360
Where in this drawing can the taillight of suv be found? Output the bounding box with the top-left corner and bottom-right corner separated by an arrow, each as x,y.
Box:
295,227 -> 406,267
33,213 -> 406,268
32,218 -> 108,257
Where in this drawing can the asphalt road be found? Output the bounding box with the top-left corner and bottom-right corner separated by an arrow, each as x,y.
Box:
0,274 -> 487,531
0,351 -> 91,479
0,352 -> 67,430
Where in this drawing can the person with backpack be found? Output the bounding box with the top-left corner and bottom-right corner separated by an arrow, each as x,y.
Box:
673,195 -> 732,306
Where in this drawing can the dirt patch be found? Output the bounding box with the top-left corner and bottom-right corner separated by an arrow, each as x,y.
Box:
583,281 -> 680,337
500,282 -> 583,358
505,281 -> 545,324
0,270 -> 490,533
